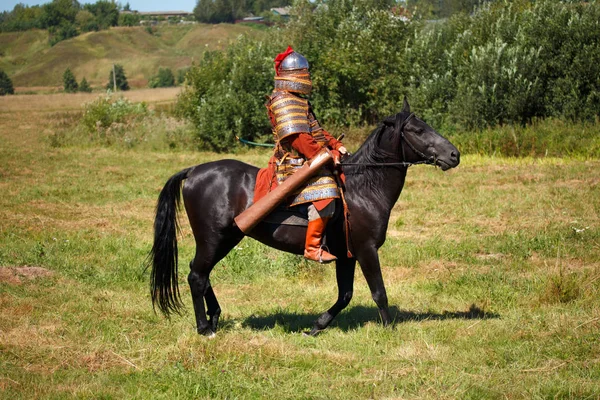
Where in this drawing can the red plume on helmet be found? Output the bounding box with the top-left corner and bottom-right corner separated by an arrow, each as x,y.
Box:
274,46 -> 295,76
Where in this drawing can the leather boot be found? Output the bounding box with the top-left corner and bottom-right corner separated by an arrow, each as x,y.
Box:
304,217 -> 337,263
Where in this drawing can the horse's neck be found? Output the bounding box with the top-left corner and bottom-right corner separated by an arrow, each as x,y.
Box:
345,126 -> 409,212
345,165 -> 407,214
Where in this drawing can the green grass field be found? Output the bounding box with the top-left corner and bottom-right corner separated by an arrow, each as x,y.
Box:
0,91 -> 599,399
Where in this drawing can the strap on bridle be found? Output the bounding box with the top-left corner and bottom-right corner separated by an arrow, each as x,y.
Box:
397,112 -> 433,163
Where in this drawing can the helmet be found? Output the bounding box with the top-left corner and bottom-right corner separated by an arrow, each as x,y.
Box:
279,51 -> 309,72
274,46 -> 312,95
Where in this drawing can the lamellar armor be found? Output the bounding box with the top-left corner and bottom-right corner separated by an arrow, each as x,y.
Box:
267,48 -> 339,207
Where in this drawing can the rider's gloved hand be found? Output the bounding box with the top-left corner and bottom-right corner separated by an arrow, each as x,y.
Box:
331,149 -> 342,165
338,146 -> 348,155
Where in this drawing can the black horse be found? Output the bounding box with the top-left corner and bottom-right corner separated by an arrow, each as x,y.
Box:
149,98 -> 460,337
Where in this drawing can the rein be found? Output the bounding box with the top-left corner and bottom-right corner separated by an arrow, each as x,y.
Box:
340,112 -> 436,168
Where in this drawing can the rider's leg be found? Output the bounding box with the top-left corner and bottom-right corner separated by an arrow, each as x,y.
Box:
304,201 -> 337,263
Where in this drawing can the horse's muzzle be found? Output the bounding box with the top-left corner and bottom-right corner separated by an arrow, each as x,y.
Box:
437,149 -> 460,171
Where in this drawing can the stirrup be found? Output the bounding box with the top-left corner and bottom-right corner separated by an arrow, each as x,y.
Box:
304,246 -> 337,264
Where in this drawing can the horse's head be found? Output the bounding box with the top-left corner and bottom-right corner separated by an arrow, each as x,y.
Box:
383,98 -> 460,171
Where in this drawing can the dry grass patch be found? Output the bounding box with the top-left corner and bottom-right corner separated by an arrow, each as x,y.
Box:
0,266 -> 53,285
1,199 -> 151,236
0,87 -> 181,113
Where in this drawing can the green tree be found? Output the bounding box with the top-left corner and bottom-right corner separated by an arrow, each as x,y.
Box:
40,0 -> 80,29
0,4 -> 43,32
118,12 -> 141,26
287,0 -> 413,125
63,68 -> 78,93
106,64 -> 130,91
404,0 -> 600,129
407,0 -> 492,19
177,37 -> 280,151
177,67 -> 190,85
79,77 -> 92,92
75,9 -> 98,31
0,70 -> 15,95
149,68 -> 176,88
84,1 -> 118,30
49,22 -> 78,46
194,0 -> 248,23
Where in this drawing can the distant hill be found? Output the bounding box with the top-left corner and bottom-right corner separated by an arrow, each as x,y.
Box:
0,24 -> 261,90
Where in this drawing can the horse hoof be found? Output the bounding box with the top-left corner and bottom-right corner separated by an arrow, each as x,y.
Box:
302,329 -> 322,337
198,327 -> 216,338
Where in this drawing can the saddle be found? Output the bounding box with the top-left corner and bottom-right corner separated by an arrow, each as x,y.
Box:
262,201 -> 343,227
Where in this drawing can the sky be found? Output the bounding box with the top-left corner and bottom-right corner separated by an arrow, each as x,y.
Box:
1,0 -> 198,13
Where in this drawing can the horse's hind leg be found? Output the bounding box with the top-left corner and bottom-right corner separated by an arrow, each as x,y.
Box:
204,283 -> 220,332
188,236 -> 241,336
188,265 -> 213,337
305,257 -> 356,336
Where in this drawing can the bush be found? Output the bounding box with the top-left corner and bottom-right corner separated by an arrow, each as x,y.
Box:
0,69 -> 15,95
148,67 -> 175,88
177,0 -> 415,150
447,117 -> 600,158
79,77 -> 92,92
106,64 -> 129,91
63,67 -> 78,93
119,12 -> 141,26
81,92 -> 147,133
406,0 -> 600,130
49,22 -> 78,46
176,67 -> 190,85
287,0 -> 414,126
50,92 -> 197,150
75,10 -> 98,32
176,37 -> 282,151
176,0 -> 600,153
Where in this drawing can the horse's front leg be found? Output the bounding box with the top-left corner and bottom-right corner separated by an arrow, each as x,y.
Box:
356,246 -> 392,326
305,257 -> 356,336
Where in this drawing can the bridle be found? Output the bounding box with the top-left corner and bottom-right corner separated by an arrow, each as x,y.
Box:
340,112 -> 437,168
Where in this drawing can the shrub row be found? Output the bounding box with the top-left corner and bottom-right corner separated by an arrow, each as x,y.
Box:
51,92 -> 197,151
176,0 -> 600,153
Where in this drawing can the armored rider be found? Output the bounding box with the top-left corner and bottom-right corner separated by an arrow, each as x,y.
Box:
254,46 -> 348,263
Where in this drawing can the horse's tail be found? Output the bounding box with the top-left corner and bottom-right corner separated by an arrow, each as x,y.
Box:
148,167 -> 192,317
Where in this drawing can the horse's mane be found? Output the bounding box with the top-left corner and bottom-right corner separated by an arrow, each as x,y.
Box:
347,124 -> 387,165
345,111 -> 410,168
342,112 -> 410,201
349,111 -> 411,161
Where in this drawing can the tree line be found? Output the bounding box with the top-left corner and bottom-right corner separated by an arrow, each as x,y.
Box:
0,0 -> 486,41
60,65 -> 128,93
60,64 -> 184,93
0,63 -> 188,95
193,0 -> 292,23
0,0 -> 292,41
177,0 -> 600,151
406,0 -> 494,19
0,0 -> 120,45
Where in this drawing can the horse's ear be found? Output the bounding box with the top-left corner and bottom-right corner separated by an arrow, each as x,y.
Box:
402,96 -> 410,113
